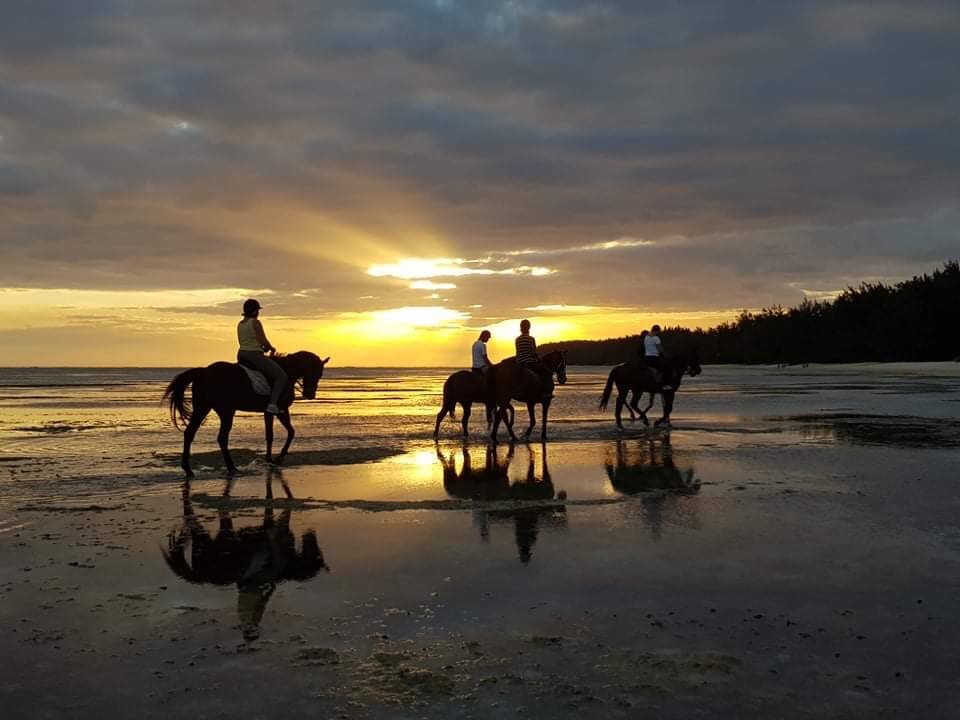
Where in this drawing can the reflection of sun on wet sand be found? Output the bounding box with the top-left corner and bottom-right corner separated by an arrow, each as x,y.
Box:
438,442 -> 567,562
162,467 -> 328,641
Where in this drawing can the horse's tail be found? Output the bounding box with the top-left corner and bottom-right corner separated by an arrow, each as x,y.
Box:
442,376 -> 456,419
163,368 -> 203,430
599,366 -> 617,411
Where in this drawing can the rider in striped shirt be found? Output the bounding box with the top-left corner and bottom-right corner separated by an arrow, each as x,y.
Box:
516,319 -> 553,399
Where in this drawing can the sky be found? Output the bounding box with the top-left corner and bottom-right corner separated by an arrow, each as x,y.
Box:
1,1 -> 958,366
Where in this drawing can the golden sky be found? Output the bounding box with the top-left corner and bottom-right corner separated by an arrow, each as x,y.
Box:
2,2 -> 957,366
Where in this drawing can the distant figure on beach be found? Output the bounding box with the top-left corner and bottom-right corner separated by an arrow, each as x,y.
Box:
516,319 -> 553,400
643,324 -> 673,391
472,330 -> 493,374
237,298 -> 287,415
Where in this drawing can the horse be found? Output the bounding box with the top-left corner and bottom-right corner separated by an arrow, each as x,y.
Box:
599,350 -> 701,430
162,468 -> 328,641
432,370 -> 513,438
488,350 -> 567,442
163,351 -> 329,476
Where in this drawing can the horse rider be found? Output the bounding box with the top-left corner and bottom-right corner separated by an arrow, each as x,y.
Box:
643,324 -> 673,391
237,299 -> 288,415
516,319 -> 553,399
472,330 -> 493,375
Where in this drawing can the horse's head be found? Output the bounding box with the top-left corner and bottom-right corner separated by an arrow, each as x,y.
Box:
546,350 -> 568,385
286,352 -> 329,399
685,349 -> 702,377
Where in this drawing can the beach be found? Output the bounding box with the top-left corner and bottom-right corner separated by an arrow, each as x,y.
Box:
1,364 -> 959,718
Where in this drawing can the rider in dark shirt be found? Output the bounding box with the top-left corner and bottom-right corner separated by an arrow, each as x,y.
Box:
516,319 -> 553,399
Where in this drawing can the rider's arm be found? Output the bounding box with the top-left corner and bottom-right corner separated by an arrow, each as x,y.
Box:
253,319 -> 275,353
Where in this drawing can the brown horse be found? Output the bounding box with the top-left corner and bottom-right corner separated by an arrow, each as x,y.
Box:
489,350 -> 567,442
599,350 -> 701,430
164,351 -> 329,476
432,370 -> 512,438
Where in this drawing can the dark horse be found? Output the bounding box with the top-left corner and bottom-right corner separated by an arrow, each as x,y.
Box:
163,351 -> 329,476
489,350 -> 567,442
599,350 -> 701,430
433,371 -> 514,438
162,467 -> 328,641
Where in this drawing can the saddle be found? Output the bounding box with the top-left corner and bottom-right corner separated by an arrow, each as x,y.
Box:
237,363 -> 271,395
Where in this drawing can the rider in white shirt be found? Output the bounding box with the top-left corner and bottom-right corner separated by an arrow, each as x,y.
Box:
643,324 -> 672,391
472,330 -> 492,373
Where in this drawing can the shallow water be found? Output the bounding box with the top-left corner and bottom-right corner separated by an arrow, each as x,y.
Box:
1,363 -> 959,718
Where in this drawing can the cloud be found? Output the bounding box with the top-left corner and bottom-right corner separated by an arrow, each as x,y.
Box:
367,258 -> 554,280
1,0 -> 959,363
409,280 -> 457,290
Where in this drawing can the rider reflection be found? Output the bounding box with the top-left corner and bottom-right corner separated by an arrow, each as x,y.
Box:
437,442 -> 566,563
604,436 -> 701,541
162,467 -> 328,641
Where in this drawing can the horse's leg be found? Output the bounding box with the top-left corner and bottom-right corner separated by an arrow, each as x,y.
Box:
655,391 -> 675,427
215,408 -> 237,475
524,402 -> 536,440
275,411 -> 296,464
614,385 -> 626,431
181,404 -> 210,477
264,413 -> 275,464
433,401 -> 451,439
490,403 -> 501,442
504,404 -> 519,442
629,391 -> 643,419
461,402 -> 472,438
637,391 -> 653,427
540,399 -> 550,441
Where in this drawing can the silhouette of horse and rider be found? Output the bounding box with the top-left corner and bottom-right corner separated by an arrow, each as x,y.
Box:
435,319 -> 567,442
162,467 -> 328,641
436,442 -> 566,563
164,299 -> 329,476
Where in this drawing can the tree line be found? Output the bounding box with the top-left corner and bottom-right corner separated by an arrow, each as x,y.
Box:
541,260 -> 960,365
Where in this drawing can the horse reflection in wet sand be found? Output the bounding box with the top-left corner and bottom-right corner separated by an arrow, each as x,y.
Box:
604,436 -> 701,541
162,468 -> 328,641
437,442 -> 566,563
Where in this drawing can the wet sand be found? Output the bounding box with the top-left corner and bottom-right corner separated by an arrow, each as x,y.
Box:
2,365 -> 960,718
